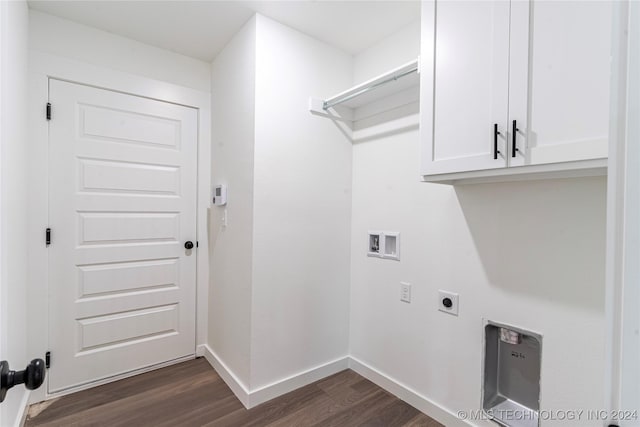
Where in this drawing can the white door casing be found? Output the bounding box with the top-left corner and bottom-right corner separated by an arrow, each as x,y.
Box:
47,79 -> 197,393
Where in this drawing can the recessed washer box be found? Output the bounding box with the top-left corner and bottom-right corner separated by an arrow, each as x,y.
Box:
367,231 -> 382,257
367,231 -> 400,260
483,320 -> 542,427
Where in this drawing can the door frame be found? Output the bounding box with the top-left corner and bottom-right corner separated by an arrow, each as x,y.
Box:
605,0 -> 640,421
27,51 -> 211,403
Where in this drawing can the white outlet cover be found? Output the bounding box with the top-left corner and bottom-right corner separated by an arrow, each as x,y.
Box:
438,290 -> 459,316
400,282 -> 411,303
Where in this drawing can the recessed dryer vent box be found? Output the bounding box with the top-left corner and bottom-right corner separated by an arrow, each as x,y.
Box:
483,321 -> 542,427
382,232 -> 400,260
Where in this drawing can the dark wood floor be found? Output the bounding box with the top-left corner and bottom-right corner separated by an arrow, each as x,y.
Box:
25,358 -> 443,427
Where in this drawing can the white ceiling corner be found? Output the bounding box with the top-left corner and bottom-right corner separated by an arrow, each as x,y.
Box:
27,0 -> 421,62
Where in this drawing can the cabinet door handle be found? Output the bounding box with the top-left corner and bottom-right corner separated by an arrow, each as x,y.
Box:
512,120 -> 520,158
494,123 -> 501,160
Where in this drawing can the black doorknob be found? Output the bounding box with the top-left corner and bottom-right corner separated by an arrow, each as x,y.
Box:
184,241 -> 194,250
0,358 -> 46,403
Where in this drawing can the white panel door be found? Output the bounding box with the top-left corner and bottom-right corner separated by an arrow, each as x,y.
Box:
47,79 -> 197,393
509,0 -> 612,167
421,0 -> 510,175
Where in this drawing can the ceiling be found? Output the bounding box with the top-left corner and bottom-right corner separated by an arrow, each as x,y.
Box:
27,1 -> 421,62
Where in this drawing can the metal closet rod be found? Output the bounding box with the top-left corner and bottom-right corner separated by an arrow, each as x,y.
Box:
322,65 -> 419,110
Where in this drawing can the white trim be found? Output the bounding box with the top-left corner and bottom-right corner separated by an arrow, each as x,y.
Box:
14,390 -> 30,427
200,347 -> 472,424
199,344 -> 349,409
620,2 -> 640,417
199,344 -> 251,408
422,158 -> 607,185
249,356 -> 349,408
30,52 -> 208,108
604,0 -> 628,414
348,356 -> 473,427
605,0 -> 640,419
27,51 -> 211,404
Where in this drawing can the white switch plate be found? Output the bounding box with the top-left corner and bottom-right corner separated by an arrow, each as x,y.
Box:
400,282 -> 411,303
438,290 -> 459,316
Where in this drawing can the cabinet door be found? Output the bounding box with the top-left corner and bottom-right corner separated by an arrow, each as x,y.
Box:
509,0 -> 612,167
421,0 -> 510,176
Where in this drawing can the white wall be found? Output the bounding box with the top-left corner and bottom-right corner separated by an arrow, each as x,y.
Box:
208,14 -> 352,396
349,22 -> 607,427
209,16 -> 257,388
353,21 -> 420,82
251,15 -> 352,389
29,10 -> 210,92
0,0 -> 30,425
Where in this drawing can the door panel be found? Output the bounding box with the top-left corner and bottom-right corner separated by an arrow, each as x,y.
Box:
514,0 -> 612,166
79,159 -> 180,196
48,79 -> 197,393
77,304 -> 179,352
81,104 -> 182,149
78,259 -> 179,297
422,0 -> 510,175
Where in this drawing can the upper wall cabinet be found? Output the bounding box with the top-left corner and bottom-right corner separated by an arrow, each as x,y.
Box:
420,0 -> 612,183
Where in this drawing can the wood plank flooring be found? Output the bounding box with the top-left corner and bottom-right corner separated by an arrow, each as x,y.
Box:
25,358 -> 443,427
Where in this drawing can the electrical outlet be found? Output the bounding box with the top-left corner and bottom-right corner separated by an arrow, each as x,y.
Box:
400,282 -> 411,303
438,290 -> 459,316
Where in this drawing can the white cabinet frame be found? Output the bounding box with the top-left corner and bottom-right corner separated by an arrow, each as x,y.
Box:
420,0 -> 610,184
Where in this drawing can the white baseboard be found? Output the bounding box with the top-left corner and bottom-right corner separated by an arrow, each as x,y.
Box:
198,344 -> 349,409
348,356 -> 474,427
177,347 -> 474,426
249,355 -> 349,408
199,344 -> 251,408
15,389 -> 30,427
195,344 -> 206,357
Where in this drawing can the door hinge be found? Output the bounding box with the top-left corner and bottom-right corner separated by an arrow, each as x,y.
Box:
46,228 -> 51,246
46,103 -> 51,120
45,351 -> 51,369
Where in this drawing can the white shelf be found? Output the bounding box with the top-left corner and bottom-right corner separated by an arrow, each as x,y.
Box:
324,59 -> 419,109
309,59 -> 420,142
310,59 -> 419,113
